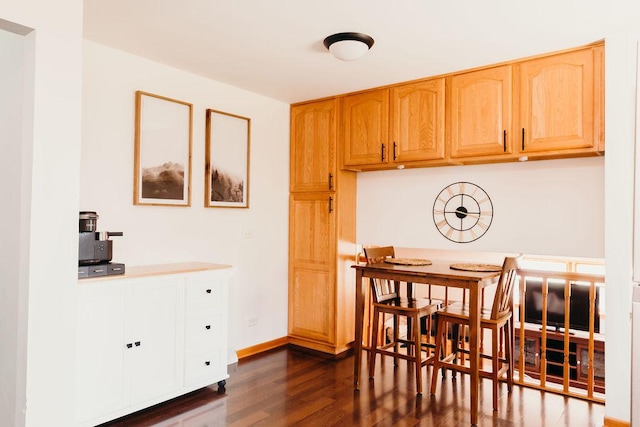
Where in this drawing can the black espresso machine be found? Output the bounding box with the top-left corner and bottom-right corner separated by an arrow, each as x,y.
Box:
78,211 -> 125,279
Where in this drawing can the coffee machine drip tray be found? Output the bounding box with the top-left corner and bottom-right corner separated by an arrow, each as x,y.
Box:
78,262 -> 126,279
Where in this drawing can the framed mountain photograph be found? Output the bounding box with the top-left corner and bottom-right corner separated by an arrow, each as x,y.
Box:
205,109 -> 250,208
134,91 -> 192,206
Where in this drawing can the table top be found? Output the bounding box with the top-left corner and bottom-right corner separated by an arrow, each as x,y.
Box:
79,262 -> 233,283
353,258 -> 500,289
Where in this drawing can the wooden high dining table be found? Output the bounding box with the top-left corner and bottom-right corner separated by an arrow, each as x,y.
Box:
352,259 -> 501,426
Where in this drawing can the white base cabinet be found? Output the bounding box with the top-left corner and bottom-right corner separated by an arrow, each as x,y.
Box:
75,263 -> 233,427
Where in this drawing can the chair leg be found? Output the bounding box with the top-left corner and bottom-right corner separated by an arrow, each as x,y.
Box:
369,308 -> 380,379
430,316 -> 445,395
393,314 -> 400,366
451,323 -> 462,378
492,326 -> 499,411
406,315 -> 413,357
505,320 -> 514,392
413,313 -> 423,395
439,320 -> 447,379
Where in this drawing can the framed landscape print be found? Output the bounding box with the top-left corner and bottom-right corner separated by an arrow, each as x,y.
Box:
205,109 -> 250,208
134,91 -> 193,206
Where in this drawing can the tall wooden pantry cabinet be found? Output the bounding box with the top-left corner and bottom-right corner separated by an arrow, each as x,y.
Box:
288,98 -> 357,355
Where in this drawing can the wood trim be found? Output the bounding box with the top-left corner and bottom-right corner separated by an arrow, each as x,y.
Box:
236,337 -> 355,360
603,416 -> 630,427
236,337 -> 289,359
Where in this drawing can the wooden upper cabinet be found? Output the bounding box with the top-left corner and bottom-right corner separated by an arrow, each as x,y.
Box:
448,65 -> 513,159
391,79 -> 446,163
517,46 -> 603,155
290,99 -> 337,192
331,43 -> 603,170
341,89 -> 390,167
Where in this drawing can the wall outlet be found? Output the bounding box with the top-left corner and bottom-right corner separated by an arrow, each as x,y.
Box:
248,317 -> 257,327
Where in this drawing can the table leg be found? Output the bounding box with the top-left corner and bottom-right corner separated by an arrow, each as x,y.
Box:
469,283 -> 480,426
354,269 -> 365,390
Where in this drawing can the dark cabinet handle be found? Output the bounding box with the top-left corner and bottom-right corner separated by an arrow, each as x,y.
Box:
205,325 -> 211,330
328,196 -> 333,213
126,343 -> 133,349
134,341 -> 141,347
381,143 -> 385,162
205,361 -> 211,366
393,142 -> 397,161
521,128 -> 525,150
328,173 -> 333,190
206,289 -> 212,294
503,130 -> 507,152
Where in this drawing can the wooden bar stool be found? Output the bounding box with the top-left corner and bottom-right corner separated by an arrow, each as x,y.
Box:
430,255 -> 521,410
363,246 -> 443,395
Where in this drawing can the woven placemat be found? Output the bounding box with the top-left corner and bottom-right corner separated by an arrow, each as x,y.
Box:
449,263 -> 502,272
384,258 -> 432,266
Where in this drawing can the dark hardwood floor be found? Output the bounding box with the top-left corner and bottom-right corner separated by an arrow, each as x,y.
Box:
100,346 -> 605,426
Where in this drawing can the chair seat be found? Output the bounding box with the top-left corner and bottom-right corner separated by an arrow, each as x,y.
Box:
374,298 -> 443,313
437,302 -> 511,326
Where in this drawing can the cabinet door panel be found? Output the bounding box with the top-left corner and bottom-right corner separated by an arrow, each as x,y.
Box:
391,79 -> 445,162
518,49 -> 595,153
288,192 -> 337,343
128,277 -> 181,405
449,65 -> 512,158
290,99 -> 337,192
342,89 -> 389,167
76,283 -> 127,424
289,266 -> 335,343
289,193 -> 334,266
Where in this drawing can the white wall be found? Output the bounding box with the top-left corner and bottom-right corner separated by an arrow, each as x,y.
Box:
80,40 -> 290,354
0,1 -> 83,426
603,33 -> 638,424
357,157 -> 604,258
0,26 -> 26,426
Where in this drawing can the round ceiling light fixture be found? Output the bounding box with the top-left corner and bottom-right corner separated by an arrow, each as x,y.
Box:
323,32 -> 375,62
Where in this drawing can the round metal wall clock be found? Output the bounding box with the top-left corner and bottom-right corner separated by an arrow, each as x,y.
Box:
432,182 -> 493,243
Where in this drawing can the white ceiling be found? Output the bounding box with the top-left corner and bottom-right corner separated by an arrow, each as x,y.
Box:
83,0 -> 640,104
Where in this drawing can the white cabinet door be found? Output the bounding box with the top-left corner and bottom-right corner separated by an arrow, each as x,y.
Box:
127,276 -> 182,405
75,282 -> 127,424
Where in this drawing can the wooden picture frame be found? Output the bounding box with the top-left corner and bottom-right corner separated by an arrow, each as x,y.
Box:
205,109 -> 250,208
134,91 -> 193,206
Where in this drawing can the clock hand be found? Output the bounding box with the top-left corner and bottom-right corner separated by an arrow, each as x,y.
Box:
444,209 -> 483,218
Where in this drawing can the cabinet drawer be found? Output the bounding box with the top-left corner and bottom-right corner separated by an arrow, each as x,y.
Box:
185,314 -> 225,350
184,346 -> 226,386
185,278 -> 224,311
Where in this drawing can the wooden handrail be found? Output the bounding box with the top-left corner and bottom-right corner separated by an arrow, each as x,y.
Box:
518,269 -> 604,283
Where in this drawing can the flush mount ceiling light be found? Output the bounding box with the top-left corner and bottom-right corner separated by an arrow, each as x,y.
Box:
323,32 -> 375,62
